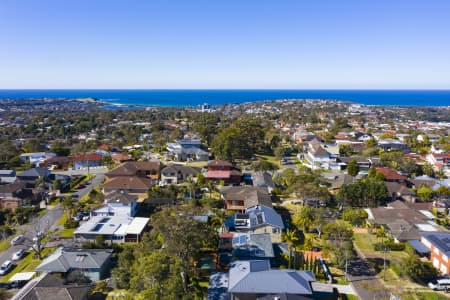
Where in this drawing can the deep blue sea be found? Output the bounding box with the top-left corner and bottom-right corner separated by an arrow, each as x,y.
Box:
0,89 -> 449,107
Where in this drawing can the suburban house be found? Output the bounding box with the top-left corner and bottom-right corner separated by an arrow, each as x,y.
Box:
219,186 -> 272,213
305,140 -> 335,169
205,160 -> 242,185
111,153 -> 132,163
338,156 -> 372,171
160,164 -> 201,184
376,167 -> 407,185
35,247 -> 112,282
16,167 -> 50,184
225,205 -> 284,243
74,216 -> 149,244
209,260 -> 317,300
72,153 -> 102,170
102,176 -> 154,196
166,139 -> 209,161
105,161 -> 161,184
230,233 -> 274,261
91,191 -> 138,218
103,161 -> 162,196
385,182 -> 417,202
326,174 -> 356,194
11,273 -> 91,300
365,200 -> 438,242
421,232 -> 450,274
41,156 -> 71,170
20,152 -> 56,166
0,169 -> 16,184
252,172 -> 275,193
0,182 -> 29,209
377,139 -> 409,152
426,153 -> 450,171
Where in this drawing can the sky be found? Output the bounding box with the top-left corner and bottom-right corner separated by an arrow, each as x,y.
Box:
1,0 -> 450,89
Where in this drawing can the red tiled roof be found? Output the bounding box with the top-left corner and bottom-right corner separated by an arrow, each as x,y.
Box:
72,153 -> 102,162
376,167 -> 407,180
205,171 -> 231,179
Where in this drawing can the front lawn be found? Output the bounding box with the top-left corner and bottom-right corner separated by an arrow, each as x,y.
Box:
402,292 -> 450,300
0,247 -> 57,283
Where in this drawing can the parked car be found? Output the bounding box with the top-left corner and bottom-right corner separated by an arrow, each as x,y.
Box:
429,278 -> 450,291
10,235 -> 24,246
12,249 -> 26,261
0,261 -> 14,276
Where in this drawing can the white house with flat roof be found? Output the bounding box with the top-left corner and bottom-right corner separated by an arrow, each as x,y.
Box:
74,216 -> 149,244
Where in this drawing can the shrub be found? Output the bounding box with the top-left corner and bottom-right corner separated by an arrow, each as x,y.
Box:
374,242 -> 405,251
64,219 -> 79,229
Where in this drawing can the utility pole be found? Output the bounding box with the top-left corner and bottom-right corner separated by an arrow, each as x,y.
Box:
383,245 -> 389,281
344,250 -> 348,282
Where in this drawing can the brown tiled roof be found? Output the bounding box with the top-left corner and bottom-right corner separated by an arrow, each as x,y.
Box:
103,176 -> 153,190
369,206 -> 430,226
376,167 -> 407,181
0,182 -> 26,194
106,161 -> 161,177
220,186 -> 272,209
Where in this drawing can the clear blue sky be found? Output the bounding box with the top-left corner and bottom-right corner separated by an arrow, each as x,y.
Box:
1,0 -> 450,89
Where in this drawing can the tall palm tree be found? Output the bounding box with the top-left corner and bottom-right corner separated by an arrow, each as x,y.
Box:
283,229 -> 299,269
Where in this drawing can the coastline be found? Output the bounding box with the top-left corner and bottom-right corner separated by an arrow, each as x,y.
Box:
0,89 -> 449,107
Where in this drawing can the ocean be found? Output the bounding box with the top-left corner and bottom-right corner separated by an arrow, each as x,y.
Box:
0,89 -> 449,107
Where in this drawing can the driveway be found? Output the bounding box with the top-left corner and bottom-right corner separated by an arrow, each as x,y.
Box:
347,249 -> 390,300
54,166 -> 107,199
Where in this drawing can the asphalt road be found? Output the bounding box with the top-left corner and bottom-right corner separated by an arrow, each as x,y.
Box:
55,167 -> 107,199
0,167 -> 107,277
0,205 -> 64,276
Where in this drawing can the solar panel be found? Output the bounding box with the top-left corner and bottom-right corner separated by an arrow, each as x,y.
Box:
429,235 -> 450,252
232,237 -> 240,245
239,235 -> 247,244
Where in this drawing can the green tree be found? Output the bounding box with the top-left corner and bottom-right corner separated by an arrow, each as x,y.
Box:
347,159 -> 359,176
292,206 -> 314,232
399,255 -> 437,283
53,179 -> 61,191
283,229 -> 298,269
343,208 -> 368,226
417,186 -> 433,202
251,160 -> 279,172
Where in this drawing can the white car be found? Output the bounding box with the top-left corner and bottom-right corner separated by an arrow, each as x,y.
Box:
12,249 -> 26,261
0,261 -> 14,276
10,235 -> 24,246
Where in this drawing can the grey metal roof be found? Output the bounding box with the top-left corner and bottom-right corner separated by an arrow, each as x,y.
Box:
228,260 -> 315,294
246,205 -> 285,229
408,240 -> 430,254
35,247 -> 112,273
17,167 -> 49,178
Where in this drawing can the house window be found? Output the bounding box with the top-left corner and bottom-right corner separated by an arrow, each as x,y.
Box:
441,265 -> 448,274
434,247 -> 440,255
444,255 -> 449,263
272,228 -> 280,234
433,257 -> 440,268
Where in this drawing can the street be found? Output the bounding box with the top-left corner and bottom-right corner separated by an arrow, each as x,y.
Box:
0,167 -> 108,273
0,205 -> 63,270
